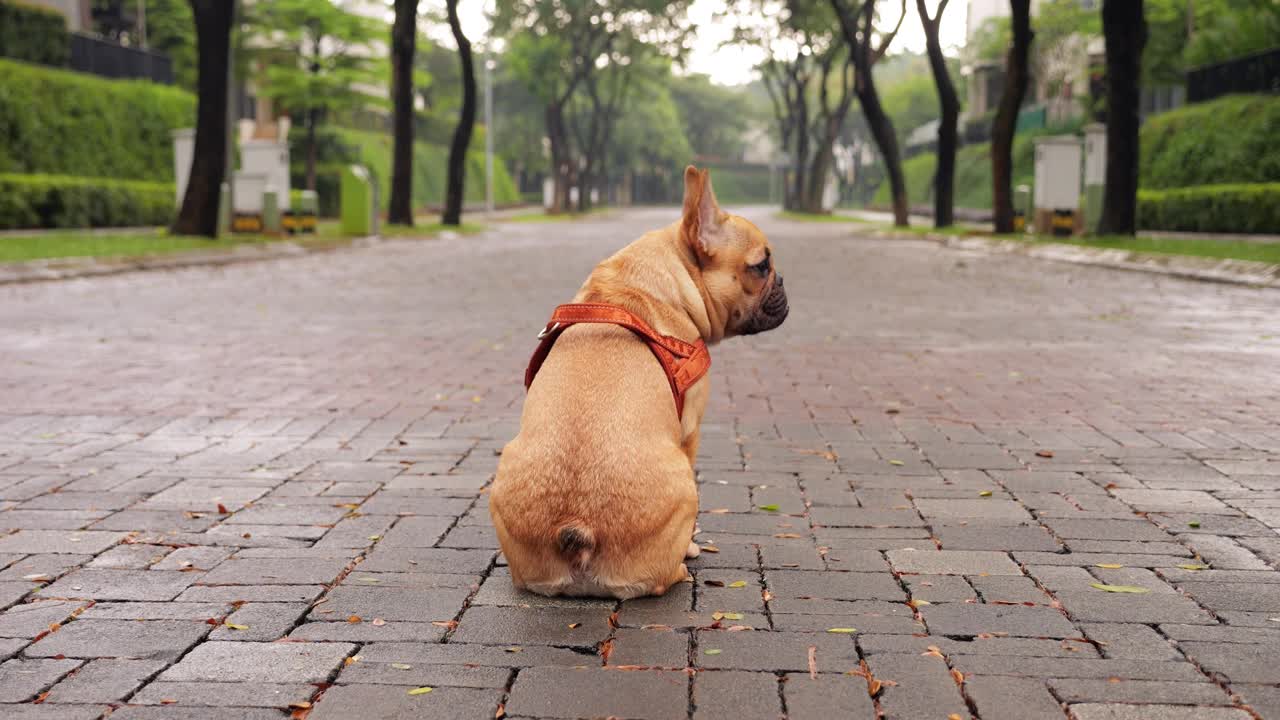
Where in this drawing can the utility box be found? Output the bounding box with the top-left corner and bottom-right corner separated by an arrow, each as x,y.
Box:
241,140 -> 291,210
1033,135 -> 1083,235
172,128 -> 195,206
341,165 -> 374,236
1013,184 -> 1031,233
1083,123 -> 1107,234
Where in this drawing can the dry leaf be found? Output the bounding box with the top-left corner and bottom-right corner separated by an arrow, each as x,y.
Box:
347,615 -> 362,623
568,622 -> 581,629
888,460 -> 905,466
1177,564 -> 1209,571
728,580 -> 747,588
978,490 -> 993,497
950,668 -> 965,685
495,702 -> 506,719
217,503 -> 230,514
371,618 -> 386,626
922,645 -> 945,658
701,545 -> 721,553
1090,583 -> 1150,594
704,649 -> 722,655
224,623 -> 249,630
159,698 -> 177,705
774,533 -> 802,539
344,655 -> 360,666
287,702 -> 312,710
704,580 -> 725,587
708,508 -> 731,514
948,715 -> 964,720
1095,563 -> 1124,569
391,663 -> 412,670
430,621 -> 457,629
505,646 -> 523,653
1035,450 -> 1055,458
808,645 -> 818,679
826,628 -> 857,634
908,599 -> 931,608
407,687 -> 433,696
726,625 -> 752,631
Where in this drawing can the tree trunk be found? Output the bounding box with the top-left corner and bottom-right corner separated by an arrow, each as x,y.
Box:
1097,0 -> 1146,236
388,0 -> 417,226
803,137 -> 834,214
790,92 -> 809,212
545,103 -> 569,213
856,69 -> 907,226
919,0 -> 959,228
992,0 -> 1033,234
305,109 -> 318,191
172,0 -> 234,238
442,0 -> 476,226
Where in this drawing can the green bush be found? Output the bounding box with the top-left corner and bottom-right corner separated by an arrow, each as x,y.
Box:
0,58 -> 195,180
0,174 -> 174,229
874,133 -> 1038,211
701,165 -> 772,205
0,1 -> 68,66
1137,183 -> 1280,234
1140,95 -> 1280,189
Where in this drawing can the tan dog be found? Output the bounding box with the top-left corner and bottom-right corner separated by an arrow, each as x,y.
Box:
489,165 -> 789,599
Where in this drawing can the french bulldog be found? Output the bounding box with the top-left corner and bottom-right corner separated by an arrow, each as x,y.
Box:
489,165 -> 788,599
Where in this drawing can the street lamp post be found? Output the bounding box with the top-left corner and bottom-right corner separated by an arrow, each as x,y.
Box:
484,45 -> 494,216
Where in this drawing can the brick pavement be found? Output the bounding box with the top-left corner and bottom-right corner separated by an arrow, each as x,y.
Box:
0,207 -> 1278,719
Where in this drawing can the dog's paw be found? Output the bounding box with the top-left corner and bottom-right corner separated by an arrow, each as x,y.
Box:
685,541 -> 701,559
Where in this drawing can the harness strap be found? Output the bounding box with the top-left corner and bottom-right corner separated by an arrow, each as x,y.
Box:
524,303 -> 711,420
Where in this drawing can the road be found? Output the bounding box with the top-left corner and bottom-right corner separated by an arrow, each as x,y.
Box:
1,207 -> 1278,719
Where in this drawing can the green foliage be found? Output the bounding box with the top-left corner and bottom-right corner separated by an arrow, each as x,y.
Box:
873,132 -> 1041,211
668,73 -> 754,160
1137,184 -> 1280,234
0,0 -> 69,66
1140,94 -> 1280,189
0,59 -> 195,180
144,0 -> 197,91
298,128 -> 519,217
0,173 -> 174,229
703,165 -> 771,205
880,70 -> 940,147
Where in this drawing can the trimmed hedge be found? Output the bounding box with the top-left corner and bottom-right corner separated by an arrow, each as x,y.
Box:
0,58 -> 195,180
0,174 -> 174,229
0,0 -> 68,67
1137,183 -> 1280,235
1140,94 -> 1280,189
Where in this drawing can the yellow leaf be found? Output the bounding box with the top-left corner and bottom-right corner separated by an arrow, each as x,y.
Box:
1177,564 -> 1209,571
224,623 -> 249,630
704,649 -> 722,655
978,490 -> 992,497
505,647 -> 523,653
1090,583 -> 1150,594
390,663 -> 412,670
909,599 -> 931,607
721,612 -> 744,620
888,460 -> 905,466
728,580 -> 747,588
826,627 -> 857,633
1094,563 -> 1124,569
567,622 -> 581,629
408,687 -> 434,695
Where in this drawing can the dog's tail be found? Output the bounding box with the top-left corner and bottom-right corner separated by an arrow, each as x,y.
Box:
556,525 -> 595,571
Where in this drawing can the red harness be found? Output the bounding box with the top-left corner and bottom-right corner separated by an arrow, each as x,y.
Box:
524,303 -> 712,420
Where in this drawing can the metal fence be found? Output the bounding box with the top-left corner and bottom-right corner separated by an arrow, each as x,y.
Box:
68,33 -> 173,85
1187,47 -> 1280,103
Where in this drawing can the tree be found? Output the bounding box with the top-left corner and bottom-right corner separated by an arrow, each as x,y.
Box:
1097,0 -> 1146,235
990,0 -> 1032,234
830,0 -> 909,226
494,0 -> 691,214
916,0 -> 958,228
388,0 -> 417,226
246,0 -> 379,191
668,74 -> 754,160
172,0 -> 234,238
442,0 -> 476,226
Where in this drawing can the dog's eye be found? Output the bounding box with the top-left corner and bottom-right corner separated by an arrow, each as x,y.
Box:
748,255 -> 771,276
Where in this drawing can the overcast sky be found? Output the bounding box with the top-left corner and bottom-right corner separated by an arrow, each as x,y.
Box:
421,0 -> 970,86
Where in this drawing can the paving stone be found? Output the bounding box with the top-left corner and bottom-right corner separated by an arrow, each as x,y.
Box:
175,585 -> 325,603
108,706 -> 288,719
473,569 -> 614,609
40,569 -> 198,601
936,525 -> 1061,551
357,642 -> 585,669
0,531 -> 126,555
358,547 -> 493,574
808,508 -> 924,527
1056,589 -> 1214,625
867,652 -> 968,720
451,606 -> 612,647
158,641 -> 356,683
903,574 -> 975,602
861,634 -> 1097,658
208,602 -> 307,641
0,657 -> 82,702
26,619 -> 208,660
692,670 -> 778,720
887,549 -> 1021,575
0,510 -> 113,531
307,585 -> 470,623
507,667 -> 685,720
966,675 -> 1065,720
764,570 -> 905,601
607,627 -> 688,667
920,603 -> 1076,637
1176,534 -> 1272,569
77,602 -> 228,621
914,498 -> 1034,521
91,510 -> 220,533
130,681 -> 314,707
196,557 -> 349,585
1158,623 -> 1280,644
694,630 -> 856,671
1068,704 -> 1251,720
150,546 -> 234,571
782,672 -> 877,719
1232,684 -> 1280,720
1178,581 -> 1280,612
44,659 -> 166,704
1080,623 -> 1181,661
950,656 -> 1205,681
1048,678 -> 1233,706
1042,518 -> 1172,542
336,659 -> 509,687
86,544 -> 170,570
0,600 -> 87,638
289,620 -> 449,642
1112,489 -> 1234,514
0,704 -> 110,719
0,637 -> 28,661
969,575 -> 1052,604
1179,641 -> 1280,683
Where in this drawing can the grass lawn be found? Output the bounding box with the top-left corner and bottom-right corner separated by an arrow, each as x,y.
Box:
776,210 -> 872,223
0,217 -> 481,264
502,208 -> 613,223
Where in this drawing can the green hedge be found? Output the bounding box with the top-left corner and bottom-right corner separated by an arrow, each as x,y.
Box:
1140,94 -> 1280,189
0,1 -> 68,66
0,58 -> 195,180
0,174 -> 174,229
1137,183 -> 1280,234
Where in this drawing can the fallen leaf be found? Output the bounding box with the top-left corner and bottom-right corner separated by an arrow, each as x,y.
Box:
808,645 -> 818,679
708,508 -> 731,514
430,621 -> 457,629
347,615 -> 362,624
1095,563 -> 1125,569
948,715 -> 963,720
224,623 -> 249,630
505,646 -> 523,653
407,687 -> 434,696
826,628 -> 857,634
495,702 -> 506,719
978,490 -> 993,497
568,622 -> 581,629
159,698 -> 177,705
1090,583 -> 1150,594
344,655 -> 360,666
371,618 -> 386,626
950,668 -> 965,685
1035,450 -> 1055,458
391,663 -> 412,670
22,574 -> 50,582
728,580 -> 747,588
1188,520 -> 1201,528
1177,564 -> 1210,571
287,702 -> 312,710
701,545 -> 721,553
704,580 -> 725,587
758,504 -> 780,512
888,460 -> 905,466
908,599 -> 931,607
217,503 -> 230,514
367,535 -> 381,541
726,625 -> 752,631
922,645 -> 944,658
774,533 -> 802,539
704,649 -> 722,655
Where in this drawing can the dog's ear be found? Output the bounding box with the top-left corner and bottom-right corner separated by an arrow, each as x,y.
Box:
682,165 -> 726,257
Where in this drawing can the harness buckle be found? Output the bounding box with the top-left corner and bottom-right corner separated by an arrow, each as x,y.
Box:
537,322 -> 560,340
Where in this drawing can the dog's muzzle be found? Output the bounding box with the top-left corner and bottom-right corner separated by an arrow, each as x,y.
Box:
739,273 -> 789,335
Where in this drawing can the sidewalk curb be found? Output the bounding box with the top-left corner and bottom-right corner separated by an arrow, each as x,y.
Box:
0,235 -> 384,287
873,230 -> 1280,289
